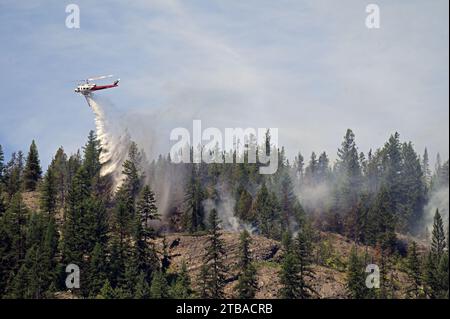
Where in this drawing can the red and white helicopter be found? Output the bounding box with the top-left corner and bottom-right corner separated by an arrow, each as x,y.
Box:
75,75 -> 120,95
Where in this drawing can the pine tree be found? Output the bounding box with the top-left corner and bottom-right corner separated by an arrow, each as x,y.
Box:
367,186 -> 397,251
200,209 -> 227,298
317,151 -> 330,183
398,142 -> 425,232
4,193 -> 28,267
170,261 -> 193,299
437,252 -> 449,298
62,167 -> 90,265
50,147 -> 69,208
107,237 -> 125,288
278,171 -> 302,232
294,223 -> 316,299
114,191 -> 132,244
136,185 -> 159,240
377,246 -> 394,299
422,148 -> 431,188
404,242 -> 422,298
253,183 -> 280,239
97,279 -> 115,299
130,212 -> 159,283
334,129 -> 362,214
424,209 -> 449,299
278,232 -> 301,299
183,164 -> 205,232
42,215 -> 59,285
424,251 -> 439,299
40,166 -> 58,215
197,264 -> 210,299
23,140 -> 42,191
235,189 -> 253,223
114,142 -> 144,238
293,152 -> 304,188
5,151 -> 24,196
83,130 -> 102,182
121,142 -> 143,202
431,209 -> 446,261
86,243 -> 108,297
135,271 -> 151,299
235,230 -> 258,299
150,270 -> 169,299
346,246 -> 368,299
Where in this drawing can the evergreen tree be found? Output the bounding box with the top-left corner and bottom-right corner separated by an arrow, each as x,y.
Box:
235,230 -> 258,299
130,212 -> 159,283
431,209 -> 446,261
404,242 -> 422,298
235,188 -> 253,223
86,242 -> 108,297
437,252 -> 449,299
278,232 -> 301,299
305,152 -> 318,185
293,152 -> 304,188
346,246 -> 369,299
294,223 -> 316,298
50,147 -> 69,208
61,167 -> 90,265
121,142 -> 143,202
136,185 -> 159,240
4,151 -> 24,196
253,183 -> 280,239
97,279 -> 115,299
334,129 -> 361,214
317,152 -> 330,183
23,140 -> 42,191
183,164 -> 205,232
135,271 -> 151,299
398,142 -> 426,232
150,270 -> 169,299
114,191 -> 132,244
200,209 -> 227,298
114,142 -> 145,238
377,247 -> 394,299
197,264 -> 210,299
367,186 -> 397,251
4,193 -> 28,267
40,166 -> 58,215
83,130 -> 102,182
422,148 -> 431,188
170,261 -> 193,299
424,251 -> 439,299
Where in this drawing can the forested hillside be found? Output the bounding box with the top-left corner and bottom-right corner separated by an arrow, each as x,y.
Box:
0,128 -> 448,299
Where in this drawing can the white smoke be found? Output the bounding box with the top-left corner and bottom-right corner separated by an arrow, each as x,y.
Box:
202,184 -> 255,233
297,182 -> 333,215
85,94 -> 131,190
424,186 -> 449,235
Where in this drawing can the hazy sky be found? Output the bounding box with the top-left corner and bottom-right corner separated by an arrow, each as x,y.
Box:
0,0 -> 448,169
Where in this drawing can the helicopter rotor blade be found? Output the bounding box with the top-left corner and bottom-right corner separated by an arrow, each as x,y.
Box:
87,74 -> 114,81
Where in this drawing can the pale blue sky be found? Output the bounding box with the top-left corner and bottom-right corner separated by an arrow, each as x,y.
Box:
0,0 -> 448,168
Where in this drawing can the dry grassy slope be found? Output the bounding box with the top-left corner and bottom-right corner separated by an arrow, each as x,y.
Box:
155,231 -> 421,299
154,232 -> 353,299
